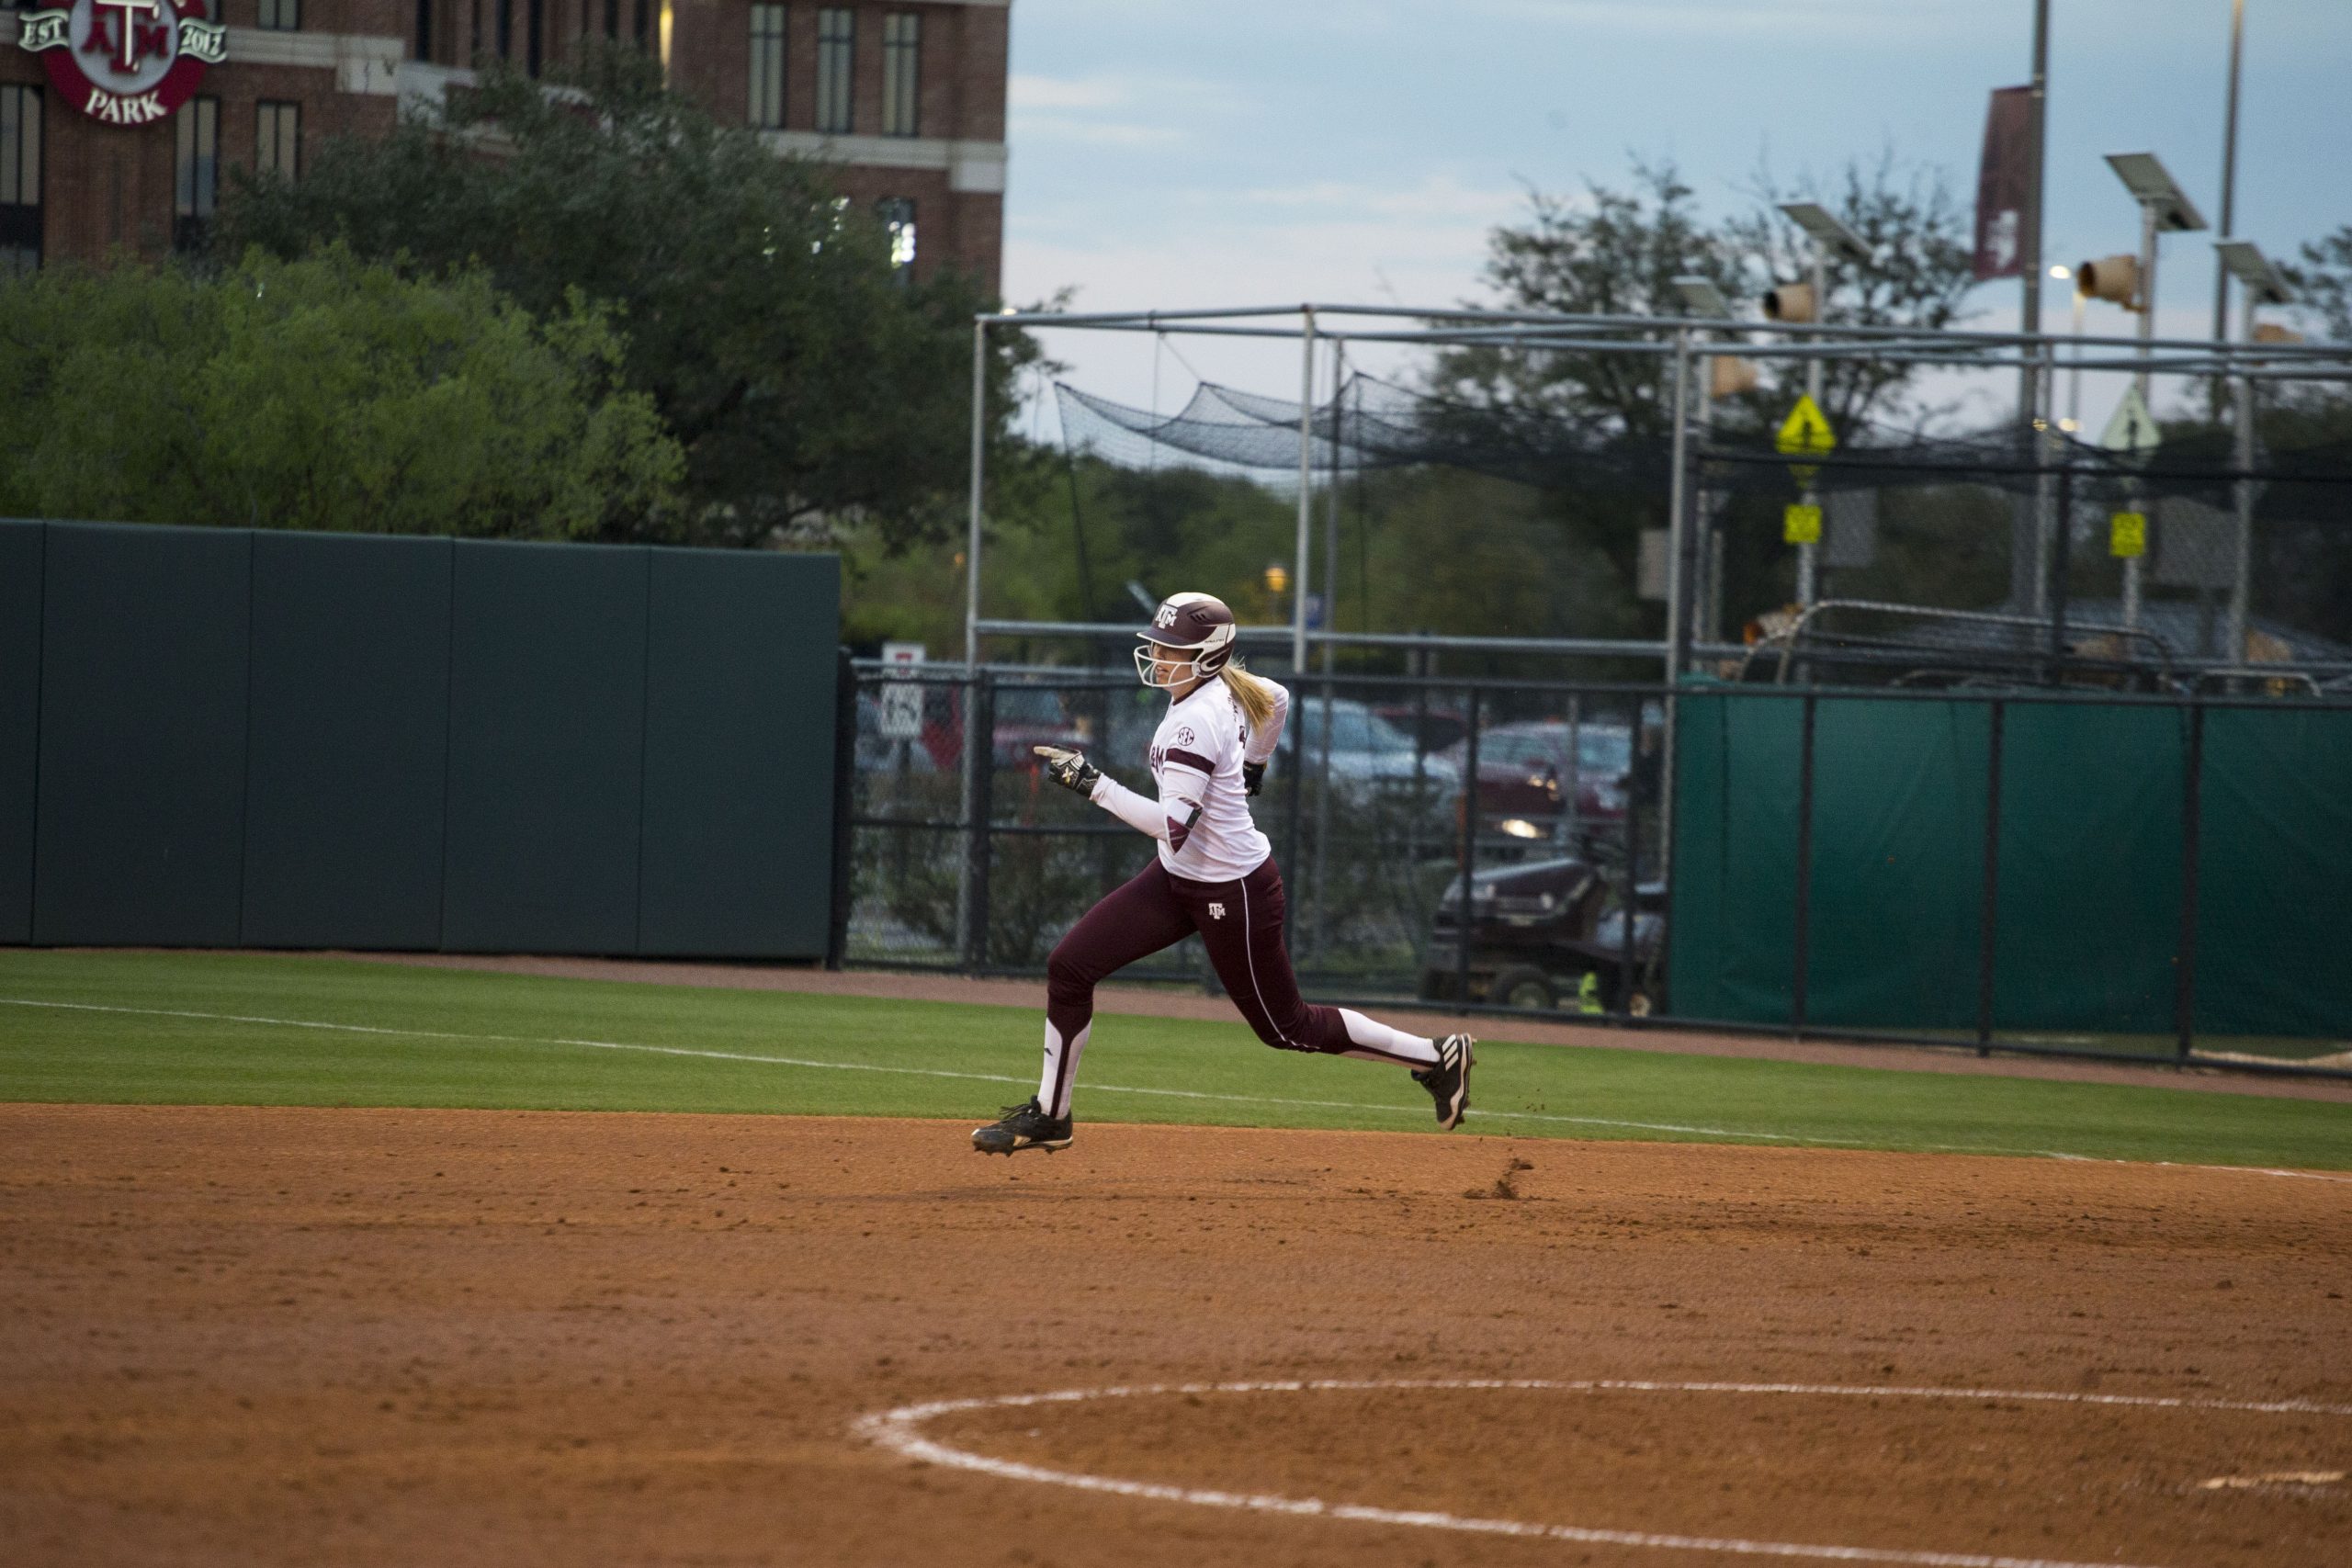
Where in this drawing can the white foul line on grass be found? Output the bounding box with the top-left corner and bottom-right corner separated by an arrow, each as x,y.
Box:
855,1377 -> 2352,1568
3,997 -> 2347,1182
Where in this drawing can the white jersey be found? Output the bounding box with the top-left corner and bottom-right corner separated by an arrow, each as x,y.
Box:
1089,676 -> 1289,882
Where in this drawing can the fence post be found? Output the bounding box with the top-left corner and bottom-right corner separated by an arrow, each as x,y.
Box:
1974,698 -> 2004,1054
962,670 -> 996,972
1618,697 -> 1643,1020
1791,691 -> 1818,1038
825,647 -> 856,972
2175,700 -> 2205,1065
2044,459 -> 2075,682
1453,684 -> 1482,1011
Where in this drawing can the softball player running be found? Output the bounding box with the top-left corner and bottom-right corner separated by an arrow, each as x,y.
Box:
973,592 -> 1475,1155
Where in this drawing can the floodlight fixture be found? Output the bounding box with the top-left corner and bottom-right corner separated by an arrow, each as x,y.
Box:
1672,276 -> 1732,319
1777,201 -> 1871,265
2104,153 -> 2207,232
2214,240 -> 2291,307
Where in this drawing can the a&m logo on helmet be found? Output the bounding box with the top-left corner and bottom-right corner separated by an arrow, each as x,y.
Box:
1153,603 -> 1179,629
15,0 -> 226,126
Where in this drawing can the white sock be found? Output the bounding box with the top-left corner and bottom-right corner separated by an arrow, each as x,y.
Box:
1037,1021 -> 1091,1119
1338,1009 -> 1440,1068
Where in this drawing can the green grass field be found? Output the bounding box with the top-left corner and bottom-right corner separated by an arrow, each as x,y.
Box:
1,950 -> 2347,1171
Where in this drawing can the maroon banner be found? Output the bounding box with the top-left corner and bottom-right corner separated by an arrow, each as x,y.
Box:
1973,85 -> 2033,281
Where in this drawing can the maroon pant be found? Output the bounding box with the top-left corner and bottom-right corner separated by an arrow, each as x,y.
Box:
1046,856 -> 1361,1070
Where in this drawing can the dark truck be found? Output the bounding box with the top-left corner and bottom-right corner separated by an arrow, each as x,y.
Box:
1419,853 -> 1666,1014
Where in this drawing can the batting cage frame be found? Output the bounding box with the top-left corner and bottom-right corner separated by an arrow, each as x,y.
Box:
830,304 -> 2352,1080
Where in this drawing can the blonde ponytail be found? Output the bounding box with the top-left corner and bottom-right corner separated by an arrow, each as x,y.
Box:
1219,660 -> 1283,734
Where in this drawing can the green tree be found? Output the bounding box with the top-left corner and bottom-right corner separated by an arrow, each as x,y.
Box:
0,247 -> 680,536
1437,153 -> 1979,442
216,46 -> 1037,551
2284,224 -> 2352,344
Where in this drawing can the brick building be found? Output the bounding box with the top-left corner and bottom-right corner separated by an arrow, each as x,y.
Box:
0,0 -> 1006,287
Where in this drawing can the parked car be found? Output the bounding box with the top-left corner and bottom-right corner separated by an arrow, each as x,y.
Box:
1443,720 -> 1634,835
1373,702 -> 1470,757
1288,696 -> 1461,796
1419,853 -> 1666,1013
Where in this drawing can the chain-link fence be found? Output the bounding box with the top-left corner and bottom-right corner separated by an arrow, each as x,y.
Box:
835,659 -> 2352,1079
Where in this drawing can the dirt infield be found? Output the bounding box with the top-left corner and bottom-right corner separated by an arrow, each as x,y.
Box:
3,1104 -> 2347,1568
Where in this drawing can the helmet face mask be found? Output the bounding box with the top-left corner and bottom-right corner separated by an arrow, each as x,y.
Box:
1135,592 -> 1237,690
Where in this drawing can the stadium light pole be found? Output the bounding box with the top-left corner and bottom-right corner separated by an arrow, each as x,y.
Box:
2216,239 -> 2291,666
1773,202 -> 1870,607
2020,0 -> 2051,426
2104,152 -> 2208,627
2209,0 -> 2247,407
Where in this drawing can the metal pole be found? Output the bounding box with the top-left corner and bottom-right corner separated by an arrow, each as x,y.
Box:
1618,696 -> 1644,1020
1664,330 -> 1693,682
1660,330 -> 1692,896
2019,0 -> 2050,422
2066,287 -> 2086,433
1293,307 -> 1317,674
1791,691 -> 1818,1037
1975,700 -> 2005,1055
956,320 -> 987,960
966,318 -> 987,669
1311,338 -> 1342,963
2225,295 -> 2258,664
1798,253 -> 1826,607
2175,700 -> 2205,1064
2210,0 -> 2246,381
2032,337 -> 2057,615
1453,686 -> 1482,1010
2123,201 -> 2158,629
1694,337 -> 1721,645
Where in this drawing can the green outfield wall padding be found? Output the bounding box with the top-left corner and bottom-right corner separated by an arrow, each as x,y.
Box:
2195,708 -> 2352,1039
1989,704 -> 2186,1035
32,522 -> 252,945
242,534 -> 454,950
440,540 -> 650,955
638,549 -> 841,959
4,522 -> 842,960
1667,694 -> 1801,1021
1671,691 -> 2352,1040
0,521 -> 43,943
1806,699 -> 1992,1031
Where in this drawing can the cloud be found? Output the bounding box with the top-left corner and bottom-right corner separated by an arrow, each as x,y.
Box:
1008,71 -> 1242,149
1009,74 -> 1132,112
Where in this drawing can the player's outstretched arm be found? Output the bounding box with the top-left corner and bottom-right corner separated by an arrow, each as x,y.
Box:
1038,745 -> 1170,841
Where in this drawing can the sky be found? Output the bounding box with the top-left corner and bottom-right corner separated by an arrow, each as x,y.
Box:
999,0 -> 2352,436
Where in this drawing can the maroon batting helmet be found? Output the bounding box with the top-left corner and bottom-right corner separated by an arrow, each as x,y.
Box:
1135,592 -> 1238,688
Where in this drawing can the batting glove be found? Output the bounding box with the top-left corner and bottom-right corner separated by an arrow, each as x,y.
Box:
1241,760 -> 1267,796
1035,745 -> 1100,795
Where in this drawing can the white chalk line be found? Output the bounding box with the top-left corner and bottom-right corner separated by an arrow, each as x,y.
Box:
857,1377 -> 2352,1568
4,998 -> 2347,1182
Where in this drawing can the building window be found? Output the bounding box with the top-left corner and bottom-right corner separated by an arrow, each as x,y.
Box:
815,7 -> 853,134
748,5 -> 786,129
174,96 -> 219,253
878,197 -> 914,278
255,101 -> 300,180
0,85 -> 40,275
882,13 -> 919,137
258,0 -> 299,29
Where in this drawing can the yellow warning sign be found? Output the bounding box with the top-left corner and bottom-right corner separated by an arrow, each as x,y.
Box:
1783,502 -> 1824,545
2109,512 -> 2147,558
1776,395 -> 1837,485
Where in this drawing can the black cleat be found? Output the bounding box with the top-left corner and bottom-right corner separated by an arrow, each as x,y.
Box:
972,1097 -> 1073,1156
1412,1034 -> 1476,1132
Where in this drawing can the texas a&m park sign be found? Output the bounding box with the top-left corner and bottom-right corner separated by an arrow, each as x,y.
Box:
16,0 -> 226,126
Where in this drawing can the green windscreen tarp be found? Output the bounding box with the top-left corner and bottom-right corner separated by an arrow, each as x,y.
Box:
1669,688 -> 2352,1041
